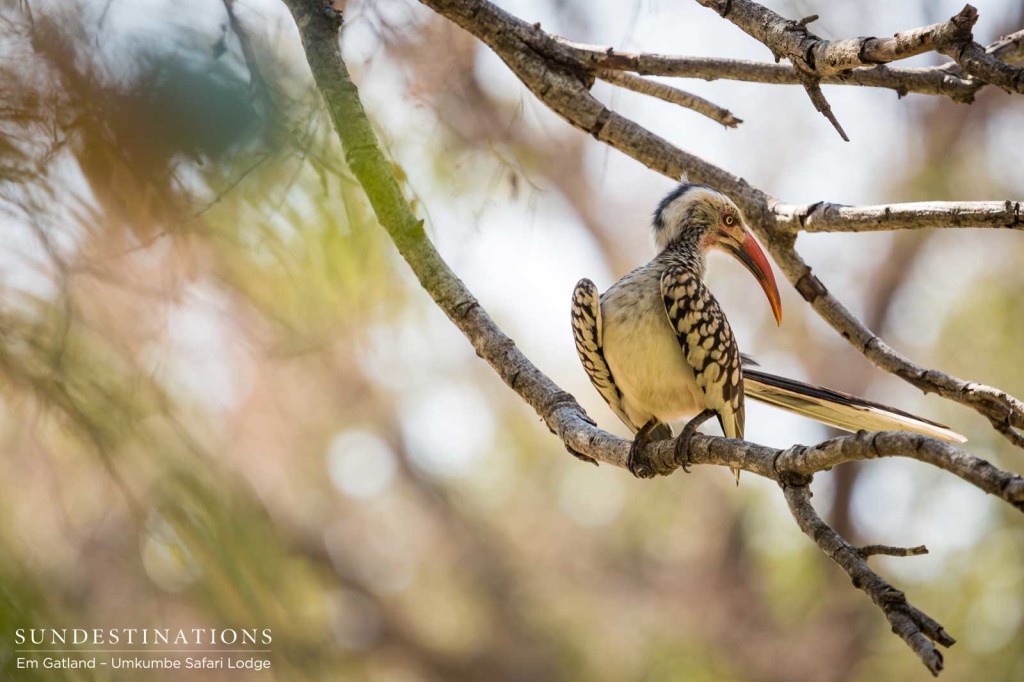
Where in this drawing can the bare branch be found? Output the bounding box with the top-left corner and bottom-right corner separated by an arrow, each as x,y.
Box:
564,4 -> 1024,111
692,0 -> 975,75
564,42 -> 980,101
936,5 -> 1024,94
281,0 -> 601,467
856,544 -> 929,559
799,75 -> 849,141
989,28 -> 1024,64
690,0 -> 981,138
859,14 -> 974,66
771,430 -> 1024,510
783,485 -> 954,676
942,40 -> 1024,94
596,69 -> 742,127
774,200 -> 1023,233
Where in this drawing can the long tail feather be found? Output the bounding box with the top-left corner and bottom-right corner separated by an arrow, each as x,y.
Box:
742,369 -> 967,444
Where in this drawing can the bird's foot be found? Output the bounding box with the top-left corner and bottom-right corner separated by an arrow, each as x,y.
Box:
627,436 -> 654,479
673,409 -> 717,473
627,419 -> 671,479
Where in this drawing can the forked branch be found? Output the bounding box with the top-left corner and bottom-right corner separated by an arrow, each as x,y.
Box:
691,1 -> 980,139
783,485 -> 954,676
693,0 -> 976,75
566,44 -> 981,101
560,11 -> 1024,104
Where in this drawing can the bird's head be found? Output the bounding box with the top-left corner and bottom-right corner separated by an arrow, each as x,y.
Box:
653,183 -> 782,325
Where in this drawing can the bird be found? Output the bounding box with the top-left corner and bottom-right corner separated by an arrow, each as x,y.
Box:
570,182 -> 965,480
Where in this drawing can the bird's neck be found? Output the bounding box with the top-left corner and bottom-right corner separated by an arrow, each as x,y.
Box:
654,239 -> 705,278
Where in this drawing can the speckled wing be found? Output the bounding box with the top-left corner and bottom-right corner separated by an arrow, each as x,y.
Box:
571,279 -> 635,432
660,266 -> 745,440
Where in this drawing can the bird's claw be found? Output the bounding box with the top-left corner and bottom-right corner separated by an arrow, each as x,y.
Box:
672,408 -> 716,473
674,435 -> 692,473
627,440 -> 654,479
627,419 -> 666,479
673,426 -> 697,472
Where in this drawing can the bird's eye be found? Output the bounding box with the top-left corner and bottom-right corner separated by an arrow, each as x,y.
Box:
724,215 -> 736,226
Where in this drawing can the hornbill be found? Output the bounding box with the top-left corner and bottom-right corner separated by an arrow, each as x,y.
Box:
571,183 -> 965,480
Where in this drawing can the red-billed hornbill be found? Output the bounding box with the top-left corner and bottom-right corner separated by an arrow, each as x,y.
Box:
571,183 -> 964,480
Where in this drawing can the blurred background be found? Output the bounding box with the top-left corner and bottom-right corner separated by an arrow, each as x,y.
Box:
1,0 -> 1023,680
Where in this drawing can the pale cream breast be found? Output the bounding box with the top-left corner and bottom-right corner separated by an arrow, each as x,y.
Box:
600,270 -> 704,427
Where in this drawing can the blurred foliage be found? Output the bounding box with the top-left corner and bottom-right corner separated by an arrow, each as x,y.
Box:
1,1 -> 1023,681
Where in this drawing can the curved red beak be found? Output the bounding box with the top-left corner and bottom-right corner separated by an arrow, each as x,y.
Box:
724,230 -> 782,325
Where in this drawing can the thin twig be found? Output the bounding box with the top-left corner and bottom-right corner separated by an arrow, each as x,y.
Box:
799,75 -> 849,141
783,485 -> 954,676
596,69 -> 742,127
773,200 -> 1023,233
857,544 -> 929,559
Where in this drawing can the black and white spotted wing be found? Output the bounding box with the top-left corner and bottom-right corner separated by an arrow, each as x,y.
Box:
571,278 -> 636,432
660,266 -> 745,440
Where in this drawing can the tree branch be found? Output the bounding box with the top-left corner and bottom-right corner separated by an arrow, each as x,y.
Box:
989,28 -> 1024,64
937,7 -> 1024,94
560,11 -> 1024,106
856,544 -> 929,559
690,1 -> 980,137
798,74 -> 849,141
693,0 -> 976,76
565,43 -> 980,102
280,0 -> 592,458
783,484 -> 954,676
774,200 -> 1023,233
771,431 -> 1024,509
596,69 -> 742,127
